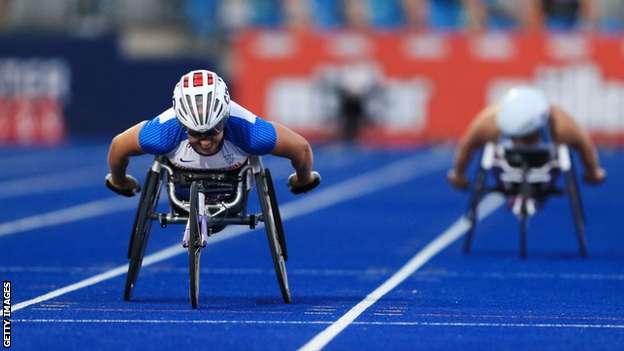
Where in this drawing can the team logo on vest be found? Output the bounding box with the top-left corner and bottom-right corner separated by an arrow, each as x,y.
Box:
224,153 -> 234,165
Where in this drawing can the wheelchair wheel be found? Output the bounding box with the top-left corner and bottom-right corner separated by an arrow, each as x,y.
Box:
188,181 -> 202,309
124,168 -> 163,301
565,168 -> 587,257
520,211 -> 528,259
463,167 -> 487,254
256,168 -> 291,303
265,169 -> 288,261
519,167 -> 531,259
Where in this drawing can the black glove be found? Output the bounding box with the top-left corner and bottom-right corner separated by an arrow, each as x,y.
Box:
105,174 -> 141,197
287,171 -> 321,195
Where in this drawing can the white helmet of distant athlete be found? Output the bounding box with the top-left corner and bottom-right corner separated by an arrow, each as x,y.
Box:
496,86 -> 550,137
173,70 -> 230,138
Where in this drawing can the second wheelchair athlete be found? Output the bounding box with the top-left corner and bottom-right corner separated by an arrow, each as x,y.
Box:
447,86 -> 606,190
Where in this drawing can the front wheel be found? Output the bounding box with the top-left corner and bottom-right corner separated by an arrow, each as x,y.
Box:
256,168 -> 291,303
188,181 -> 203,308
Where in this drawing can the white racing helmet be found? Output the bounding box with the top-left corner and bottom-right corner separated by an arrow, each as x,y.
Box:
496,86 -> 550,137
173,70 -> 230,138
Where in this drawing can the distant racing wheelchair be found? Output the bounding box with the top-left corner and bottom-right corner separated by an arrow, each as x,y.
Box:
124,154 -> 291,308
463,141 -> 586,258
449,87 -> 605,258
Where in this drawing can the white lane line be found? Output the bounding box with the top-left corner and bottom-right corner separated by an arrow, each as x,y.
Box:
12,245 -> 181,312
279,147 -> 452,220
13,319 -> 624,329
0,196 -> 137,238
0,144 -> 369,200
0,266 -> 391,276
13,148 -> 452,312
6,266 -> 624,281
0,145 -> 111,169
297,194 -> 505,351
0,165 -> 105,200
0,147 -> 448,239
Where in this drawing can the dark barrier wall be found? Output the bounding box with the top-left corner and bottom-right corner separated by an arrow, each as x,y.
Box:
0,35 -> 216,142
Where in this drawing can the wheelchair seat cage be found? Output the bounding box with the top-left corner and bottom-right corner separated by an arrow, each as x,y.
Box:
464,142 -> 587,258
123,155 -> 290,308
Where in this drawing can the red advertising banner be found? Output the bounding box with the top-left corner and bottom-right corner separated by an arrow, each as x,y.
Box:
234,30 -> 624,145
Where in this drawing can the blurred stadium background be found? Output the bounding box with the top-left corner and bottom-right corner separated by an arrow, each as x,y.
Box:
1,0 -> 623,145
3,3 -> 624,350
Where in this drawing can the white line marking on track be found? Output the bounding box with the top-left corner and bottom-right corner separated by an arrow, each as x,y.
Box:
0,196 -> 137,238
7,266 -> 624,281
13,319 -> 624,329
0,165 -> 105,200
13,148 -> 452,312
297,193 -> 505,351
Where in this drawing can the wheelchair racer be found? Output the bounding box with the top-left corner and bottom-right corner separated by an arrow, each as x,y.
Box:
106,69 -> 321,198
447,86 -> 606,190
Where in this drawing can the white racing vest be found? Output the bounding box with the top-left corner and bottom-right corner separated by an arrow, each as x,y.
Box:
166,138 -> 249,171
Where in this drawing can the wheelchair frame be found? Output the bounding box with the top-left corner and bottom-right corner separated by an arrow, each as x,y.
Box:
463,142 -> 587,258
123,155 -> 290,308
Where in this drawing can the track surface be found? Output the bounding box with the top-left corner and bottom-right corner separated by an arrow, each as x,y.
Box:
2,142 -> 623,351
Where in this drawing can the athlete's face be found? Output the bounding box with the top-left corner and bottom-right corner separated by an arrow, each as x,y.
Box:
510,130 -> 541,146
187,132 -> 224,155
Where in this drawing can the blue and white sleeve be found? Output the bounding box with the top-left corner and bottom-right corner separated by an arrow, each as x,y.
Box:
225,110 -> 277,155
138,109 -> 186,155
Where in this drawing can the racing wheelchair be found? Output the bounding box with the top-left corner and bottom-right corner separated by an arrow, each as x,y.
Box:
123,155 -> 289,308
463,142 -> 586,258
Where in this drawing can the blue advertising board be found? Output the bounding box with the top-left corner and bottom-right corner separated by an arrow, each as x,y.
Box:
0,35 -> 216,142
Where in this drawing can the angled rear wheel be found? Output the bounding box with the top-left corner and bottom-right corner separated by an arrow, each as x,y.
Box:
463,167 -> 487,254
265,169 -> 287,261
256,168 -> 291,303
566,167 -> 587,257
124,168 -> 162,301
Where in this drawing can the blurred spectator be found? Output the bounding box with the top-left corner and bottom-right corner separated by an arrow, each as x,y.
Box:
220,0 -> 251,34
0,0 -> 14,31
368,0 -> 405,29
310,0 -> 344,30
335,63 -> 382,141
479,0 -> 524,31
184,0 -> 219,37
402,0 -> 490,32
1,0 -> 623,38
284,0 -> 312,30
597,0 -> 624,32
402,0 -> 428,30
249,0 -> 284,27
402,0 -> 465,30
344,0 -> 370,30
428,0 -> 465,30
525,0 -> 599,31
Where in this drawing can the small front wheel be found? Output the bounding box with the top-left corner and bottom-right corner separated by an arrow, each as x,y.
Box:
188,181 -> 203,308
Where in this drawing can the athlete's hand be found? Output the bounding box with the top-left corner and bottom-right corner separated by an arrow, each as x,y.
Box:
105,174 -> 142,197
287,171 -> 321,195
447,169 -> 469,191
583,167 -> 606,185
